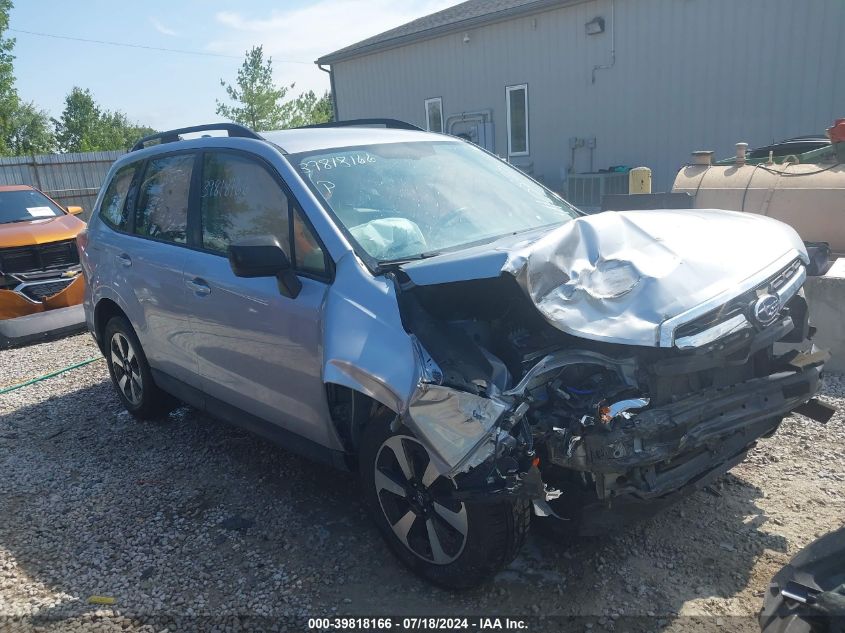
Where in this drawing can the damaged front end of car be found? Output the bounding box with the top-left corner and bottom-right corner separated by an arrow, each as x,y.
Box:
391,210 -> 835,532
0,240 -> 86,348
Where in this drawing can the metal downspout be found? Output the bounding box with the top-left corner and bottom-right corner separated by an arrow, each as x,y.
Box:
317,63 -> 339,121
591,0 -> 616,84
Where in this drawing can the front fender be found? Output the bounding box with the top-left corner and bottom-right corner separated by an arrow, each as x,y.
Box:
322,253 -> 418,413
321,253 -> 520,477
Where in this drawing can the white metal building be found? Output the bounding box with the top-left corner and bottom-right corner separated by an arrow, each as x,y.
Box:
317,0 -> 845,194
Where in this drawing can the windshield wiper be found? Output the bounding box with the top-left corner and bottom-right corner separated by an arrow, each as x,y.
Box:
376,251 -> 442,269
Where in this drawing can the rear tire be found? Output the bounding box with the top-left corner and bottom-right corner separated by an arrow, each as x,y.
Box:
359,414 -> 530,589
103,316 -> 177,420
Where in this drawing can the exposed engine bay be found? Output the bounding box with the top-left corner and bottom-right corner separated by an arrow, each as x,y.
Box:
391,262 -> 832,532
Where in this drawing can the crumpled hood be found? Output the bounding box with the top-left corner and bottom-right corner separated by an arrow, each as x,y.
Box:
401,209 -> 807,347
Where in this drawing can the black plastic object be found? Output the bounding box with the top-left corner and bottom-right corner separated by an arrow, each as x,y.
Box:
227,237 -> 290,278
227,237 -> 302,299
792,398 -> 837,424
131,123 -> 261,152
759,527 -> 845,633
804,242 -> 832,276
749,136 -> 831,160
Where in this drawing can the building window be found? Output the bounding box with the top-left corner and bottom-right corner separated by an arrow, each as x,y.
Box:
425,97 -> 443,133
506,84 -> 529,156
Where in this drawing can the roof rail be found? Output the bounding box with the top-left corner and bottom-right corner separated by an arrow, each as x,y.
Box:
130,123 -> 262,152
298,118 -> 422,131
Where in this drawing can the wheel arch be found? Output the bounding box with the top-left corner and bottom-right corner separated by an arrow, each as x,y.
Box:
93,297 -> 128,354
325,381 -> 396,466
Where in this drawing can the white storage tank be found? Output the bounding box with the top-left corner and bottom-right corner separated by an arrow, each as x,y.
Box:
673,145 -> 845,256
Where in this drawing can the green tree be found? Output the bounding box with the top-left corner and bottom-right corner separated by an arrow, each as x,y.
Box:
288,90 -> 333,128
97,110 -> 155,151
53,87 -> 100,152
0,0 -> 17,156
8,101 -> 54,155
53,87 -> 153,152
311,91 -> 334,124
0,1 -> 60,155
217,47 -> 333,131
216,46 -> 294,131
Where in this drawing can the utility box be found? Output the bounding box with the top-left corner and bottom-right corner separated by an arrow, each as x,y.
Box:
447,113 -> 495,152
566,172 -> 629,211
629,167 -> 652,194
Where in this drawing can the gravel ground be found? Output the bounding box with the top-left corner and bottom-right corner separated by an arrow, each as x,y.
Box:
1,333 -> 843,633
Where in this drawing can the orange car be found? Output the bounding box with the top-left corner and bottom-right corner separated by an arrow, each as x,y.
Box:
0,185 -> 87,347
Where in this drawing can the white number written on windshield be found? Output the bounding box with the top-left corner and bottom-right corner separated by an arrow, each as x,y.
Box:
300,153 -> 376,176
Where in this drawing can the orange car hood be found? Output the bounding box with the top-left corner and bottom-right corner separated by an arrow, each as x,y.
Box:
0,214 -> 86,247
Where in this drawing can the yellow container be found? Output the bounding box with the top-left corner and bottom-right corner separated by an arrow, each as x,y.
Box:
629,167 -> 652,194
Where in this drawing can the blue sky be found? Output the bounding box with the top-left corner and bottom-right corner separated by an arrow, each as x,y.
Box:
9,0 -> 454,131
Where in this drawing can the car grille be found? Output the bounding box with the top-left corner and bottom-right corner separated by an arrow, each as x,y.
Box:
20,279 -> 74,301
0,239 -> 79,274
674,258 -> 803,341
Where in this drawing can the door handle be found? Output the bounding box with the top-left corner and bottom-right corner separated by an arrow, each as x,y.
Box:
186,277 -> 211,297
116,253 -> 132,267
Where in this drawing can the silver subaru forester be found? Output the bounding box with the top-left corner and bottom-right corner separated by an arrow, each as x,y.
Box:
79,121 -> 830,588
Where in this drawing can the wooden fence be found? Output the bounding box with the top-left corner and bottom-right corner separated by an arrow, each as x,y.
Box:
0,150 -> 124,220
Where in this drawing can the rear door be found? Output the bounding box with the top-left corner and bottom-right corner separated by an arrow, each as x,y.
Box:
112,151 -> 200,386
183,149 -> 333,446
85,162 -> 138,322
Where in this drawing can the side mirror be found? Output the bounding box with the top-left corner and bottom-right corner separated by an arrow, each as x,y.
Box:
66,205 -> 84,216
227,237 -> 302,299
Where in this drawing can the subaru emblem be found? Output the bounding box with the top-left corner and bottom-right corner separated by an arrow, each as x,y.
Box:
752,294 -> 781,326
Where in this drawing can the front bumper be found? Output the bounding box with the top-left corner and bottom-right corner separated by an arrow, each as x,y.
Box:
576,444 -> 751,534
545,355 -> 826,522
0,304 -> 86,348
0,274 -> 85,348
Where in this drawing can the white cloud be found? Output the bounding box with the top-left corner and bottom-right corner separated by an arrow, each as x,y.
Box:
208,0 -> 456,96
150,17 -> 179,37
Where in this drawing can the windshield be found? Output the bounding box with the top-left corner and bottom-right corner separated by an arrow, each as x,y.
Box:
291,141 -> 579,262
0,189 -> 63,224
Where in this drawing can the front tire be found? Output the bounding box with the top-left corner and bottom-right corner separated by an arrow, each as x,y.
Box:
104,316 -> 177,420
359,415 -> 530,589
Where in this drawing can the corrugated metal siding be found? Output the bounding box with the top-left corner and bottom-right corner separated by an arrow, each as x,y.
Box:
331,0 -> 845,192
0,150 -> 123,219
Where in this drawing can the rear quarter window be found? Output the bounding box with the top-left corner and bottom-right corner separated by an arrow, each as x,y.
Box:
99,164 -> 137,230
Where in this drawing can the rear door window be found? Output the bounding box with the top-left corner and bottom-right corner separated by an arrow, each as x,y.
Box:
99,164 -> 137,230
134,154 -> 194,244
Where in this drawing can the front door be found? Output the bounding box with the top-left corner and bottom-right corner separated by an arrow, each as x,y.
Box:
183,150 -> 332,446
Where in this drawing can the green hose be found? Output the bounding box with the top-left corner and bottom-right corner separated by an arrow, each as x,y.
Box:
0,357 -> 102,395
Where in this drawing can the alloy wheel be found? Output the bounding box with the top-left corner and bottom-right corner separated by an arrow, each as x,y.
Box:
110,332 -> 143,406
374,435 -> 468,565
